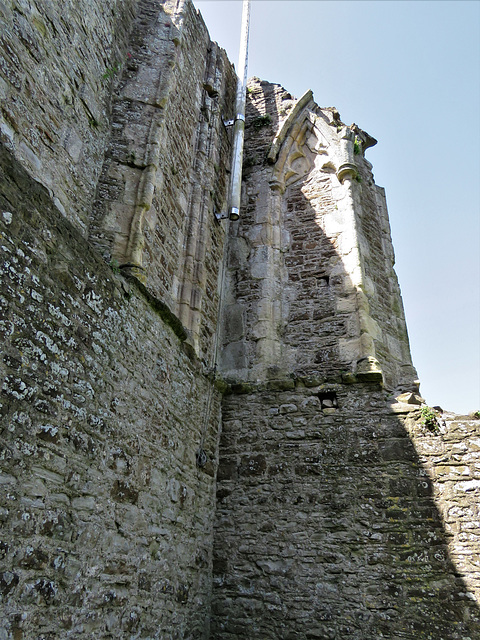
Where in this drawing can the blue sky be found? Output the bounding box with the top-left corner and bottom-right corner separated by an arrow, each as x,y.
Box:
195,0 -> 480,414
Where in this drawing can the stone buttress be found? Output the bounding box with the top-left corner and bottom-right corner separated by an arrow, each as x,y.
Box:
90,0 -> 236,360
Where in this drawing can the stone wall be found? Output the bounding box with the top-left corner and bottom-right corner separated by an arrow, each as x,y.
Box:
0,142 -> 222,639
90,0 -> 236,360
0,142 -> 224,639
1,1 -> 479,638
0,0 -> 139,234
212,79 -> 480,639
0,1 -> 236,636
405,410 -> 480,600
212,387 -> 480,639
219,79 -> 417,391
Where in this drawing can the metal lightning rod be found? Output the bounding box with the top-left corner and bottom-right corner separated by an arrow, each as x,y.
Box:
229,0 -> 251,221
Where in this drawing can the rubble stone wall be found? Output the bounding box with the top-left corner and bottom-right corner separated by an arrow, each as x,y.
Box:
0,0 -> 139,233
213,78 -> 480,639
212,387 -> 480,640
405,410 -> 480,600
0,1 -> 235,637
0,2 -> 479,639
0,142 -> 222,640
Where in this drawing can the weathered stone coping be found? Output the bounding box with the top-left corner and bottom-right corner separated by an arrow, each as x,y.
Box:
121,270 -> 188,342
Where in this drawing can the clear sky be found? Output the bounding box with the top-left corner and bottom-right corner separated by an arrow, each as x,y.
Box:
195,0 -> 480,414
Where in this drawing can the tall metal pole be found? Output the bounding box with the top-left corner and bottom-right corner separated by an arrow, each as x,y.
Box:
229,0 -> 251,220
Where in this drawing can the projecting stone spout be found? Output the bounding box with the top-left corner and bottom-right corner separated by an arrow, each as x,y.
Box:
356,355 -> 384,381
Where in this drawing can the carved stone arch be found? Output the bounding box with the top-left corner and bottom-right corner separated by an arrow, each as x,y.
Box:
267,90 -> 318,192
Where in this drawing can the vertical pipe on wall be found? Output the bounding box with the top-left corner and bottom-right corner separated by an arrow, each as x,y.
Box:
229,0 -> 251,220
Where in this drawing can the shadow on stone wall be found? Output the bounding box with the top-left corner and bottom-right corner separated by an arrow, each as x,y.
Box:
212,84 -> 480,637
213,385 -> 480,639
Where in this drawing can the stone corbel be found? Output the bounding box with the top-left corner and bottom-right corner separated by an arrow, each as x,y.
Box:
335,125 -> 377,183
356,355 -> 383,382
336,162 -> 358,183
335,127 -> 357,183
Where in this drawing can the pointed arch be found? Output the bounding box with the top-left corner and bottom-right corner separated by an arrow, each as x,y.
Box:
266,90 -> 318,193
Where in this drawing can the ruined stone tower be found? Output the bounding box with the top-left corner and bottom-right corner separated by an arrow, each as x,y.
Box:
210,79 -> 480,639
1,1 -> 479,639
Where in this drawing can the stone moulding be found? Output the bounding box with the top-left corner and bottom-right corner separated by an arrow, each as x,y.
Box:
219,78 -> 420,391
336,161 -> 358,183
267,88 -> 313,165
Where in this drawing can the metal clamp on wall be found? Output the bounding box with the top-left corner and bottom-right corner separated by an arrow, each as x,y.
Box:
223,114 -> 246,128
214,209 -> 229,222
214,207 -> 240,223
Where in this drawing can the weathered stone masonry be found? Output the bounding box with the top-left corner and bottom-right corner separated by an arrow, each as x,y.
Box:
1,1 -> 235,638
213,386 -> 480,639
0,0 -> 139,233
0,142 -> 223,638
89,0 -> 236,359
211,77 -> 480,639
1,1 -> 480,639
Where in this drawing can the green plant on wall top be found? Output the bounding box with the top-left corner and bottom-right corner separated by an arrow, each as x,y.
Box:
420,406 -> 439,432
353,137 -> 362,155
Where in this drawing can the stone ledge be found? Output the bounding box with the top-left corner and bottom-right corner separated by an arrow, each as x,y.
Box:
122,271 -> 188,343
220,373 -> 384,395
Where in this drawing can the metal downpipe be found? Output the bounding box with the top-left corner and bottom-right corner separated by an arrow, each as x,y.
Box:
229,0 -> 251,221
